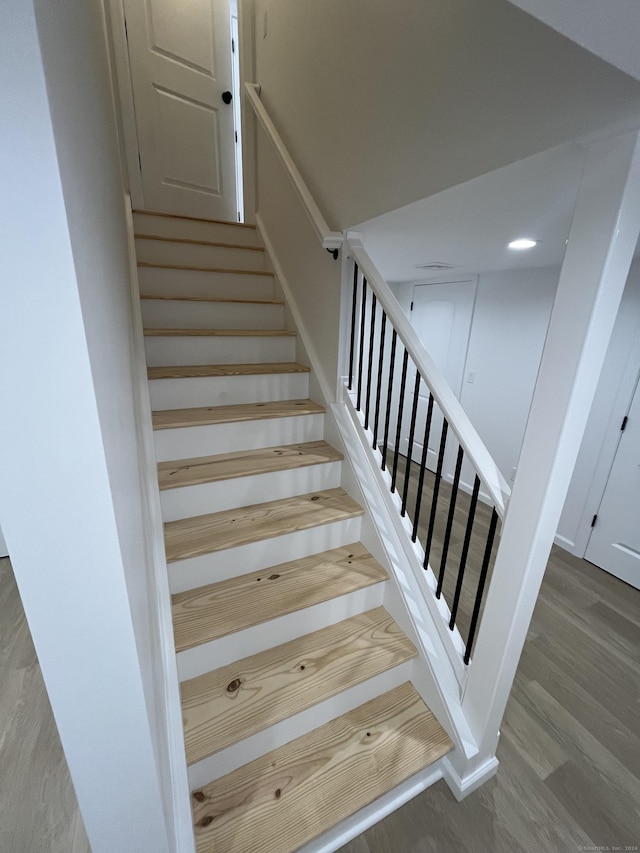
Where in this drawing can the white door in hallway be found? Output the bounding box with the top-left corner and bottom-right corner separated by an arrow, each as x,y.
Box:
585,375 -> 640,590
123,0 -> 237,221
400,280 -> 476,472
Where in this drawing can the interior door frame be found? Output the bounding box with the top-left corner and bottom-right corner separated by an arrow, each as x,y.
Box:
570,328 -> 640,558
103,0 -> 146,209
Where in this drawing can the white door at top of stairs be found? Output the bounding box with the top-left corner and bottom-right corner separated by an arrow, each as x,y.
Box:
122,0 -> 238,221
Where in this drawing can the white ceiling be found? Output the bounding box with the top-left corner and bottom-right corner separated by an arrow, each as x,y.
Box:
356,142 -> 588,282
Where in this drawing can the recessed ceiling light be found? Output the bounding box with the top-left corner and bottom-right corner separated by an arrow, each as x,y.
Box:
508,238 -> 538,250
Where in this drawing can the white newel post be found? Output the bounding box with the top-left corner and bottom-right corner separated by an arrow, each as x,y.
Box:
461,129 -> 640,764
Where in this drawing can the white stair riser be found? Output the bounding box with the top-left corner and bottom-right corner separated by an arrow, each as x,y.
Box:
153,413 -> 325,462
148,372 -> 309,410
160,460 -> 342,522
168,516 -> 362,593
144,335 -> 296,367
138,266 -> 274,301
177,582 -> 387,682
141,299 -> 284,330
135,238 -> 265,271
133,213 -> 258,246
187,659 -> 415,789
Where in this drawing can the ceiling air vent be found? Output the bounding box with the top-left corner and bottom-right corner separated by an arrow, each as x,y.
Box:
413,261 -> 457,271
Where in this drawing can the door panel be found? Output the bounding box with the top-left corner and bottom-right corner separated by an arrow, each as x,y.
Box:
123,0 -> 236,220
400,280 -> 476,475
585,377 -> 640,590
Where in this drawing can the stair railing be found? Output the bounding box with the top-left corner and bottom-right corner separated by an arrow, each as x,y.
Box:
343,236 -> 511,667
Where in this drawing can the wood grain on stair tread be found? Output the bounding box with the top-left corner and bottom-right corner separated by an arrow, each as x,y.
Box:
191,682 -> 452,853
135,233 -> 264,251
181,608 -> 417,764
158,441 -> 342,491
164,488 -> 363,563
140,293 -> 283,304
137,261 -> 272,276
172,543 -> 387,651
133,209 -> 256,228
143,327 -> 295,337
152,399 -> 324,431
147,362 -> 310,380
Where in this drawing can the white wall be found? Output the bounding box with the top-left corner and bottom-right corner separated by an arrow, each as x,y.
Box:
0,2 -> 173,851
508,0 -> 640,84
388,268 -> 559,486
0,524 -> 7,558
256,134 -> 343,399
251,0 -> 640,230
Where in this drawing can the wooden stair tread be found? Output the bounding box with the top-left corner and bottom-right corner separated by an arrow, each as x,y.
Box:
153,399 -> 324,431
172,543 -> 387,651
181,608 -> 417,764
133,209 -> 256,229
147,362 -> 310,380
143,328 -> 296,337
158,440 -> 342,491
191,682 -> 453,853
164,488 -> 363,563
140,294 -> 283,304
135,233 -> 264,251
138,261 -> 272,276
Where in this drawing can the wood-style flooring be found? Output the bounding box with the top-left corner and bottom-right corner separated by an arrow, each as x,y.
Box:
0,556 -> 90,853
3,489 -> 639,852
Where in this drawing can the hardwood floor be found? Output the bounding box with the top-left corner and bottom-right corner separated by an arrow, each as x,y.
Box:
339,502 -> 640,851
0,556 -> 90,853
3,482 -> 639,852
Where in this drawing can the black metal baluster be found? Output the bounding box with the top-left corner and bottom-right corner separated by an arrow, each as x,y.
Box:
381,330 -> 397,471
356,277 -> 367,411
450,475 -> 481,630
364,294 -> 377,430
347,263 -> 358,390
436,445 -> 464,598
372,312 -> 387,450
401,371 -> 421,516
464,508 -> 499,664
424,419 -> 449,572
412,393 -> 434,542
391,349 -> 409,494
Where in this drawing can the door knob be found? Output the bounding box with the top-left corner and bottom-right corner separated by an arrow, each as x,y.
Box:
222,91 -> 232,104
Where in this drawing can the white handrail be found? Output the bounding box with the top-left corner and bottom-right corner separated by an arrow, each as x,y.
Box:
244,83 -> 343,252
348,237 -> 511,518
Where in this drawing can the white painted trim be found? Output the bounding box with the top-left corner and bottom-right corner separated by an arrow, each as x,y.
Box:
105,0 -> 145,208
123,197 -> 195,853
441,754 -> 499,802
338,392 -> 469,683
238,0 -> 256,222
347,238 -> 510,518
297,762 -> 445,853
256,212 -> 336,403
246,84 -> 343,251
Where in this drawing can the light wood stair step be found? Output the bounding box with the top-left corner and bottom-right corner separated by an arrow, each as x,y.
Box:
164,488 -> 363,563
135,233 -> 264,252
172,542 -> 387,651
147,362 -> 310,380
181,607 -> 417,764
140,294 -> 283,304
158,440 -> 342,491
143,328 -> 295,337
138,261 -> 273,276
153,399 -> 324,431
133,209 -> 257,229
191,682 -> 453,853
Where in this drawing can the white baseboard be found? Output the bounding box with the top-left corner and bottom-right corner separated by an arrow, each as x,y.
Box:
441,754 -> 499,802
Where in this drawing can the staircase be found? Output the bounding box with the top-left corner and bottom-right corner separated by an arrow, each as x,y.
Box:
134,210 -> 453,853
